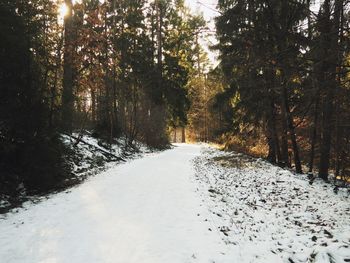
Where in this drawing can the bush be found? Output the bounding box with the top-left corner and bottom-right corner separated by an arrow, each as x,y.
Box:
0,134 -> 69,196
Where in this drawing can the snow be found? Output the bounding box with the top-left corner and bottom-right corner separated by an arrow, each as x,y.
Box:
0,144 -> 234,263
0,133 -> 150,213
0,144 -> 349,263
193,146 -> 350,263
61,133 -> 149,178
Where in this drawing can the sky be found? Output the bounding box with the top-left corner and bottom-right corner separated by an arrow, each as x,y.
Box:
185,0 -> 219,22
184,0 -> 220,67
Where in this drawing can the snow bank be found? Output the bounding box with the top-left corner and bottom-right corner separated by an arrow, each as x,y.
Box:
0,133 -> 150,213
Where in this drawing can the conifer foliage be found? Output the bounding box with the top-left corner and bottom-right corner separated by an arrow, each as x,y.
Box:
214,0 -> 350,180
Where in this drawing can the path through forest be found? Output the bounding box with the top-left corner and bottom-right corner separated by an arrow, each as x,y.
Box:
1,144 -> 349,263
0,144 -> 234,263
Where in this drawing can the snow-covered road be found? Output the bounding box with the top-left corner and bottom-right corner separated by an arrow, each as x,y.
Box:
0,144 -> 233,263
1,144 -> 349,263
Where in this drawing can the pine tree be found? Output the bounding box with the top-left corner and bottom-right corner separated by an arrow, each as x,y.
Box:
0,0 -> 66,194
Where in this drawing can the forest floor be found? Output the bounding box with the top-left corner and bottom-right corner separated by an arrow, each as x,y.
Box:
194,146 -> 350,263
0,144 -> 349,263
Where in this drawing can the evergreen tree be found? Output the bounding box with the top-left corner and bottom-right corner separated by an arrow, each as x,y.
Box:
0,0 -> 66,195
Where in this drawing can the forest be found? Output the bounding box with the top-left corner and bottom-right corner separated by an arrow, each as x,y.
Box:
0,1 -> 349,262
190,0 -> 350,186
0,0 -> 207,197
0,0 -> 349,202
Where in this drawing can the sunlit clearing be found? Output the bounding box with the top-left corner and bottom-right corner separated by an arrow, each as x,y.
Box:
59,3 -> 68,19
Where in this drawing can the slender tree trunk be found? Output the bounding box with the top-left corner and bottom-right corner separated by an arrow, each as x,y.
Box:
279,94 -> 289,167
278,62 -> 302,173
103,6 -> 113,143
182,127 -> 186,143
267,100 -> 281,164
91,87 -> 96,122
111,0 -> 118,136
49,35 -> 63,130
282,83 -> 303,173
61,0 -> 74,132
266,108 -> 276,163
156,0 -> 162,86
153,0 -> 167,146
308,96 -> 319,173
318,0 -> 343,180
119,12 -> 126,136
266,70 -> 280,164
306,0 -> 318,174
334,0 -> 344,179
112,64 -> 118,135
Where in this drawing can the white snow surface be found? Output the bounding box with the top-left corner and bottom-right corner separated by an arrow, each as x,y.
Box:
0,144 -> 349,263
193,146 -> 350,263
0,144 -> 233,263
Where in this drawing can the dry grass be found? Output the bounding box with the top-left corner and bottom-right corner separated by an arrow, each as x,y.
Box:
220,133 -> 268,158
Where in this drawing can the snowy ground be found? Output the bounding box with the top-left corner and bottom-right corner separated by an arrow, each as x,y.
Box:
61,132 -> 150,179
0,133 -> 150,212
0,144 -> 349,263
0,144 -> 234,263
193,146 -> 350,263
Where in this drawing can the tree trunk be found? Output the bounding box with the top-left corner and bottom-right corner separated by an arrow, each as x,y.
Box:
61,0 -> 74,132
279,94 -> 289,167
156,0 -> 162,85
182,127 -> 186,143
308,96 -> 319,173
318,0 -> 342,180
266,108 -> 276,163
266,70 -> 280,164
282,84 -> 303,174
266,100 -> 281,164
